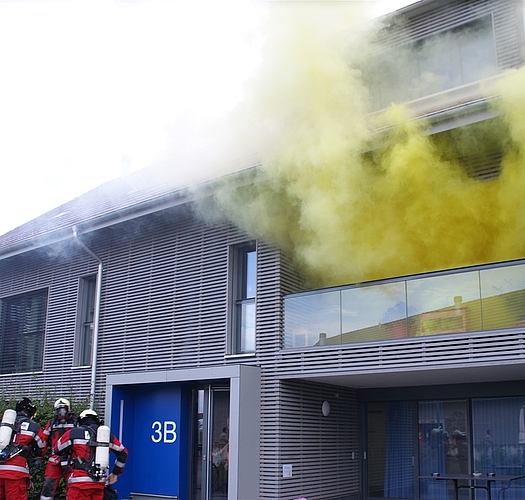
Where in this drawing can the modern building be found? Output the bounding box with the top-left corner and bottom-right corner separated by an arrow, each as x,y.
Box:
1,1 -> 525,499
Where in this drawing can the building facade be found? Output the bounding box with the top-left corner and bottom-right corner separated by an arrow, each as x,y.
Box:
1,1 -> 525,499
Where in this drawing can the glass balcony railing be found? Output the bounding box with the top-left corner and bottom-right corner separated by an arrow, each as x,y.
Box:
284,261 -> 525,349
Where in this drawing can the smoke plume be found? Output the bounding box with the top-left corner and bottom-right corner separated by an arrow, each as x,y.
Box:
197,4 -> 525,288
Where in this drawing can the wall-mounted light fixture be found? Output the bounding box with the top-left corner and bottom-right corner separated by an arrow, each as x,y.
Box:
322,400 -> 330,417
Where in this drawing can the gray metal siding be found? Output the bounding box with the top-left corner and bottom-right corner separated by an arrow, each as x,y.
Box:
276,330 -> 525,378
0,247 -> 96,395
272,380 -> 359,500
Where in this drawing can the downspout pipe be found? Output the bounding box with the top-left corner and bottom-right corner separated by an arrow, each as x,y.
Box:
72,226 -> 103,408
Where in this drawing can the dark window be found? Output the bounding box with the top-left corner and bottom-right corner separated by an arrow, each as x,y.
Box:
230,242 -> 256,354
75,275 -> 96,366
0,289 -> 47,374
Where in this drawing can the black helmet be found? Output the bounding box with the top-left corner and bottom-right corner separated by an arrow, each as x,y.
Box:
16,397 -> 37,418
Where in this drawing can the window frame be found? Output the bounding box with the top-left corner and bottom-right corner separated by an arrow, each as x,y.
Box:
0,288 -> 48,374
227,241 -> 257,355
74,274 -> 97,367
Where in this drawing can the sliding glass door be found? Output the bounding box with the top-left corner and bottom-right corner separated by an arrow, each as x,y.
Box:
471,397 -> 525,500
418,399 -> 468,499
365,395 -> 525,499
367,401 -> 415,498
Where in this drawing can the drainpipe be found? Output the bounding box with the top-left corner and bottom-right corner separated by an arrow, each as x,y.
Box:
72,226 -> 103,408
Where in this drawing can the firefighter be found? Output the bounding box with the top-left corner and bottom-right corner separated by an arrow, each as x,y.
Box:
0,397 -> 46,500
40,398 -> 76,500
56,409 -> 128,500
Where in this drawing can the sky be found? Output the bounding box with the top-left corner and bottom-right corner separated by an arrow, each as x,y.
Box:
0,0 -> 417,236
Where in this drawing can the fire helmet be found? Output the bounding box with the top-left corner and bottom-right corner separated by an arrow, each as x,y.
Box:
79,409 -> 99,424
54,398 -> 70,411
16,397 -> 37,418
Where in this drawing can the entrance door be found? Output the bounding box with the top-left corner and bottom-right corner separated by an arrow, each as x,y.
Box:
192,385 -> 230,500
418,399 -> 469,500
366,401 -> 416,499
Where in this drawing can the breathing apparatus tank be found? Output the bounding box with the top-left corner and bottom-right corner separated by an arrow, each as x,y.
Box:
95,425 -> 110,475
0,409 -> 17,460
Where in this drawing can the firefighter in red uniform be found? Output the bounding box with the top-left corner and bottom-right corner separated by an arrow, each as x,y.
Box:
0,397 -> 46,500
40,398 -> 76,500
56,409 -> 128,500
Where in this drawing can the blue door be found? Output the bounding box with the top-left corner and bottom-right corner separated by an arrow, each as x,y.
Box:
109,383 -> 191,499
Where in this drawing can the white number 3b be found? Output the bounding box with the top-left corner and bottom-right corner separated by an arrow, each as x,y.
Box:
151,421 -> 177,443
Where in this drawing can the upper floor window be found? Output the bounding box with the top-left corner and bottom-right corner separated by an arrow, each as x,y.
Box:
74,275 -> 96,366
365,15 -> 498,111
0,288 -> 47,374
229,242 -> 256,354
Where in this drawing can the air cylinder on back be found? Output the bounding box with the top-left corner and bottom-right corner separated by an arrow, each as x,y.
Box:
95,425 -> 110,473
0,409 -> 16,451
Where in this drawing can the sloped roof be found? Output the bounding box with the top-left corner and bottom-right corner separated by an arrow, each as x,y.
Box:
0,155 -> 259,260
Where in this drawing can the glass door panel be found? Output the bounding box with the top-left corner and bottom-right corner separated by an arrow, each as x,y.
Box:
419,399 -> 468,500
191,386 -> 230,500
367,401 -> 415,498
471,397 -> 525,499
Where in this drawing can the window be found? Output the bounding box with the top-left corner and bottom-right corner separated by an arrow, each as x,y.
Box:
364,15 -> 497,111
0,289 -> 47,374
229,243 -> 256,354
75,275 -> 96,366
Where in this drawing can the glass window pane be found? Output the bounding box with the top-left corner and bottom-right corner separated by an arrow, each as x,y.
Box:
238,301 -> 255,353
480,264 -> 525,330
245,250 -> 256,299
418,34 -> 462,94
0,289 -> 46,374
419,400 -> 468,500
459,16 -> 497,84
341,282 -> 407,343
368,401 -> 414,498
76,276 -> 96,366
407,271 -> 481,337
284,290 -> 340,348
472,397 -> 525,483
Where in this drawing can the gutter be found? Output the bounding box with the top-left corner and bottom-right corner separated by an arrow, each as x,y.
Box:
72,226 -> 103,408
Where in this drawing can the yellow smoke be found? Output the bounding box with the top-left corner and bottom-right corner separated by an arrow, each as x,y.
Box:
207,8 -> 525,288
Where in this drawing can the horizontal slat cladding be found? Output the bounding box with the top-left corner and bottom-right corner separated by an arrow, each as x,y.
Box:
0,245 -> 99,397
273,380 -> 359,500
99,213 -> 231,374
276,330 -> 525,376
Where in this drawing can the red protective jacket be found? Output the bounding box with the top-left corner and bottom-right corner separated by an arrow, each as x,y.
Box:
42,414 -> 76,466
56,422 -> 128,487
0,412 -> 46,479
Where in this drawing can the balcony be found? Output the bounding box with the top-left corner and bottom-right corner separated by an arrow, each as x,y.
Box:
284,260 -> 525,349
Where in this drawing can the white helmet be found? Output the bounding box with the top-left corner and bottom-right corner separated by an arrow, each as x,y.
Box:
79,409 -> 98,422
54,398 -> 70,411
